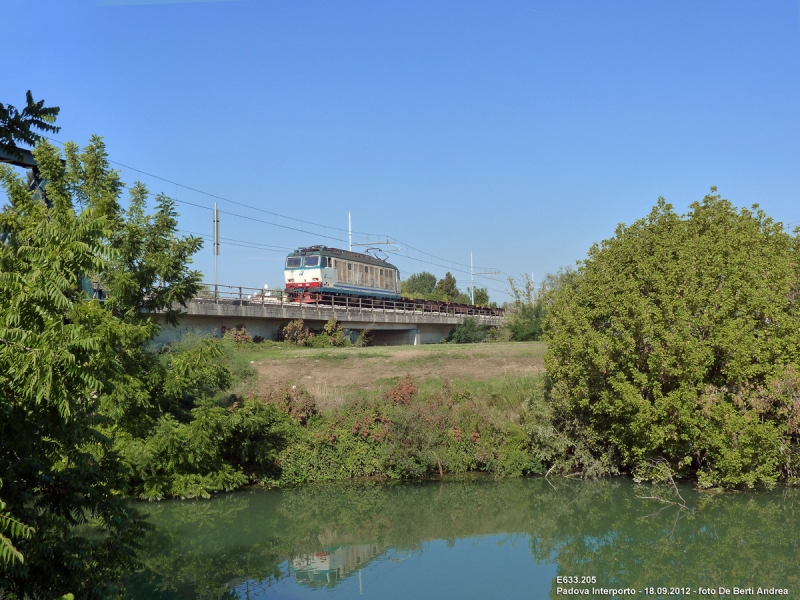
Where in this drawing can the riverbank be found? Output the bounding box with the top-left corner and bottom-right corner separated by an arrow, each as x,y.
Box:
208,340 -> 611,486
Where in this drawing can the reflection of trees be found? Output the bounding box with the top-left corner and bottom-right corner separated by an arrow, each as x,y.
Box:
527,482 -> 800,595
123,477 -> 800,598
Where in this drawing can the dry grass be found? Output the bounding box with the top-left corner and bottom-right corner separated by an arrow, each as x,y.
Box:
251,342 -> 546,408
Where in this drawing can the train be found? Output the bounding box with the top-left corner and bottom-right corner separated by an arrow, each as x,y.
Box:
284,245 -> 401,299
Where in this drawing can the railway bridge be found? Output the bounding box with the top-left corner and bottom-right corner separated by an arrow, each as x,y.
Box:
151,284 -> 505,346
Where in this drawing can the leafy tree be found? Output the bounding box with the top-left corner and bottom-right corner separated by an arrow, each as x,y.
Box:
502,270 -> 572,341
401,272 -> 437,296
0,140 -> 146,597
0,91 -> 60,160
544,192 -> 800,487
446,317 -> 489,344
0,136 -> 212,595
471,287 -> 490,306
436,272 -> 459,302
454,291 -> 471,305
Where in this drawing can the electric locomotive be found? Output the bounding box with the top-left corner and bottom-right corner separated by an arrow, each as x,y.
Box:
284,246 -> 401,299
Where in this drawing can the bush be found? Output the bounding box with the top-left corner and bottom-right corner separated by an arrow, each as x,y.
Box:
544,192 -> 800,487
355,329 -> 371,347
446,317 -> 488,343
275,376 -> 545,484
225,324 -> 252,343
385,373 -> 418,405
281,319 -> 312,345
306,319 -> 347,348
322,318 -> 346,346
501,270 -> 571,341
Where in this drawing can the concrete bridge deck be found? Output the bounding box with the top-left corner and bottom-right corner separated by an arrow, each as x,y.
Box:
152,284 -> 505,345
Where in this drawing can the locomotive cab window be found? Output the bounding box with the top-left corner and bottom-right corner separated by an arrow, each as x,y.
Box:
286,257 -> 301,268
305,256 -> 320,267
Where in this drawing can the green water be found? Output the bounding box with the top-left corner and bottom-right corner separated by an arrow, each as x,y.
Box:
124,476 -> 799,599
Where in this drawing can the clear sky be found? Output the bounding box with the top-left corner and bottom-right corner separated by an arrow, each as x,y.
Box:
3,0 -> 800,302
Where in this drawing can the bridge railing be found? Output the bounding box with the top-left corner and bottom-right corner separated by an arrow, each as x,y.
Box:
194,284 -> 505,318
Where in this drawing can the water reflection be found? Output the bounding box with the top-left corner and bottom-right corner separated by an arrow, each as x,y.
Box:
123,476 -> 800,599
290,543 -> 382,587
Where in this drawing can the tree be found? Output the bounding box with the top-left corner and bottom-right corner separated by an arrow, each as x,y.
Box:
446,317 -> 489,343
0,140 -> 144,596
504,273 -> 544,341
0,91 -> 60,160
543,192 -> 800,487
402,271 -> 437,296
465,287 -> 490,306
436,272 -> 459,302
502,269 -> 572,341
0,136 -> 205,596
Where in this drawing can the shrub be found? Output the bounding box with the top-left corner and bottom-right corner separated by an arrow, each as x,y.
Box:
281,319 -> 312,345
225,324 -> 253,343
446,317 -> 488,343
305,319 -> 347,348
355,329 -> 371,347
262,386 -> 318,425
544,192 -> 800,487
386,374 -> 418,405
322,318 -> 346,346
276,377 -> 544,484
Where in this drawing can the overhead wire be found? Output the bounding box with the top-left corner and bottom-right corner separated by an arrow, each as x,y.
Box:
175,198 -> 507,284
42,135 -> 515,291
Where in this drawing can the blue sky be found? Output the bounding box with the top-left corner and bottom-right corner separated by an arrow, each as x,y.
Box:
3,0 -> 800,301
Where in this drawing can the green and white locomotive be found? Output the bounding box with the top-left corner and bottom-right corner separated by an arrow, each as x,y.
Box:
284,245 -> 401,299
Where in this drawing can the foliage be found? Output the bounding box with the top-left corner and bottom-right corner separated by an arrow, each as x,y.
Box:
0,484 -> 33,567
0,134 -> 218,595
308,318 -> 346,348
275,375 -> 545,485
470,286 -> 490,306
445,317 -> 489,344
0,139 -> 152,597
436,272 -> 459,301
0,91 -> 60,160
500,270 -> 572,341
262,386 -> 318,425
544,192 -> 800,487
116,398 -> 288,500
281,318 -> 349,348
454,291 -> 472,305
402,272 -> 488,305
385,373 -> 418,405
354,329 -> 371,347
100,179 -> 202,326
281,319 -> 312,345
401,271 -> 437,296
225,324 -> 253,343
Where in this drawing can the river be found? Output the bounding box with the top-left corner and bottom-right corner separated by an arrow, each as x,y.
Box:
122,476 -> 799,598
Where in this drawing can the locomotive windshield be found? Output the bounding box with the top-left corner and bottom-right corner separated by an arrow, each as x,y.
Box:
304,256 -> 320,267
286,257 -> 301,268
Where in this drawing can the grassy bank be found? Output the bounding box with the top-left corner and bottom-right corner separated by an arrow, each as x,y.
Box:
217,340 -> 553,485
